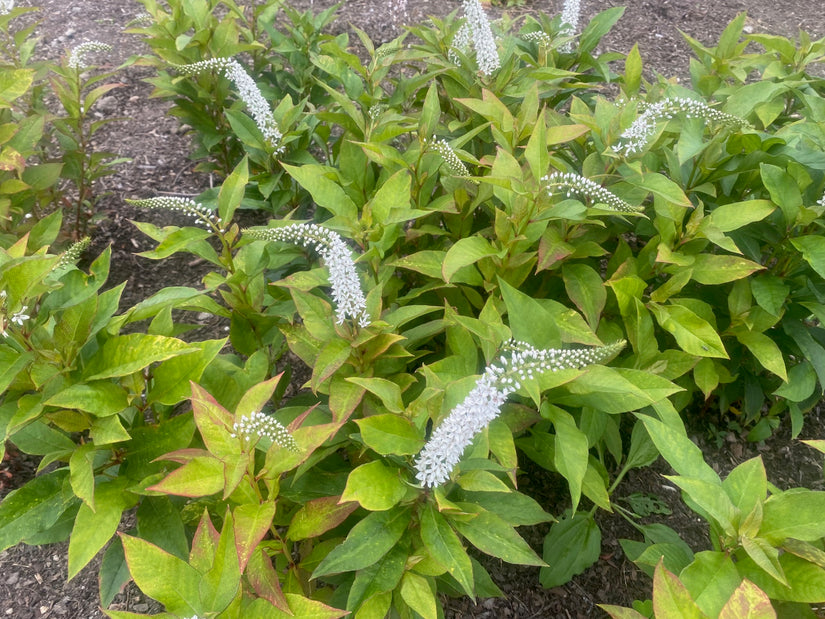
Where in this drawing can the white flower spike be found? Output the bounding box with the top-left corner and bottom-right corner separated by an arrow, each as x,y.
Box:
559,0 -> 581,53
68,41 -> 112,69
231,411 -> 299,453
176,58 -> 283,151
451,0 -> 500,76
126,196 -> 225,232
415,339 -> 626,487
543,171 -> 643,213
244,224 -> 371,328
618,97 -> 751,156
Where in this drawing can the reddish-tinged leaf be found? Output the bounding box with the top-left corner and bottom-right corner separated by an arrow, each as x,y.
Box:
287,496 -> 358,541
235,374 -> 284,419
190,383 -> 237,458
718,579 -> 776,619
147,456 -> 224,497
652,560 -> 706,619
233,503 -> 276,571
598,605 -> 647,619
153,448 -> 210,464
190,509 -> 219,573
246,549 -> 290,612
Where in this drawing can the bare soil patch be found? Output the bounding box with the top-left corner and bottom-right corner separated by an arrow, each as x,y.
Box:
1,0 -> 824,617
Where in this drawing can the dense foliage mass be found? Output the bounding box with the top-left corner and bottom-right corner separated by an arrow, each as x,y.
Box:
1,0 -> 825,617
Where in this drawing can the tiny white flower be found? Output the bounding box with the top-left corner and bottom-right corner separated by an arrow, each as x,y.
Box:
414,339 -> 626,487
244,224 -> 371,327
0,0 -> 14,15
68,41 -> 112,69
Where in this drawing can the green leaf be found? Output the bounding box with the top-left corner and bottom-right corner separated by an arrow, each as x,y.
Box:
456,490 -> 554,526
83,334 -> 197,381
457,469 -> 510,493
722,457 -> 767,519
312,507 -> 411,578
0,469 -> 71,553
539,512 -> 601,587
599,606 -> 647,619
120,534 -> 201,615
547,406 -> 588,513
664,476 -> 737,537
736,330 -> 788,382
287,496 -> 358,542
636,172 -> 692,208
557,366 -> 682,414
741,536 -> 787,586
147,339 -> 225,406
578,6 -> 625,54
563,263 -> 606,328
639,416 -> 720,485
200,511 -> 241,612
311,338 -> 352,393
759,490 -> 825,544
340,461 -> 407,511
650,302 -> 728,358
0,68 -> 34,107
707,200 -> 775,232
690,255 -> 763,285
718,579 -> 776,619
680,551 -> 742,618
652,560 -> 706,619
234,503 -> 276,571
355,414 -> 423,456
99,537 -> 130,608
345,377 -> 404,414
217,156 -> 248,224
623,43 -> 642,95
442,237 -> 502,284
254,593 -> 348,619
499,278 -> 560,348
400,571 -> 437,619
282,163 -> 358,221
69,443 -> 97,511
420,504 -> 474,598
147,456 -> 225,497
791,236 -> 825,280
625,420 -> 660,470
454,504 -> 546,567
136,496 -> 189,561
46,381 -> 128,417
68,480 -> 129,580
760,163 -> 802,224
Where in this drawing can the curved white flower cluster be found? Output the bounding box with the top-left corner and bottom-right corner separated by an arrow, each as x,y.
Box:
230,411 -> 299,452
415,339 -> 626,487
450,0 -> 500,76
68,41 -> 112,69
0,0 -> 14,16
522,31 -> 552,46
618,97 -> 751,156
559,0 -> 581,53
427,138 -> 470,177
126,196 -> 225,231
543,171 -> 642,213
176,57 -> 283,151
817,192 -> 825,208
244,224 -> 371,327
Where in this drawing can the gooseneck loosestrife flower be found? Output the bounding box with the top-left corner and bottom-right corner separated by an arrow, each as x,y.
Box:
415,339 -> 626,487
559,0 -> 581,53
126,196 -> 226,233
68,41 -> 112,69
426,138 -> 472,178
55,237 -> 91,271
230,411 -> 299,453
543,171 -> 643,213
0,0 -> 13,15
618,97 -> 751,156
176,57 -> 283,152
244,224 -> 371,328
450,0 -> 500,76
